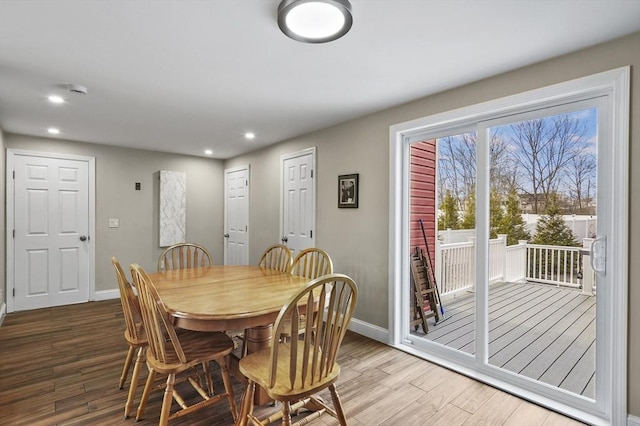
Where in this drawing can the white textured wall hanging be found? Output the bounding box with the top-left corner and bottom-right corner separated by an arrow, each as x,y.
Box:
159,170 -> 186,247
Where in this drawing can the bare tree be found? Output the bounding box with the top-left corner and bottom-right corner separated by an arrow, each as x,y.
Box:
566,150 -> 597,214
508,114 -> 589,213
437,130 -> 513,215
437,134 -> 475,211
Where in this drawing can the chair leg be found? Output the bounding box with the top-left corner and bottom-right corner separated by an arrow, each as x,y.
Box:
124,347 -> 145,418
136,368 -> 156,421
282,401 -> 292,426
328,384 -> 348,426
202,361 -> 215,396
159,373 -> 176,426
219,357 -> 237,421
119,345 -> 135,389
241,331 -> 248,357
236,380 -> 255,426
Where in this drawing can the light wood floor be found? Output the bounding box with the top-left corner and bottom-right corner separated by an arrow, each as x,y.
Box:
0,299 -> 585,425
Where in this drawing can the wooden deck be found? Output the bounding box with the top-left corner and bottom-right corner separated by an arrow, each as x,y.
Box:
413,282 -> 595,398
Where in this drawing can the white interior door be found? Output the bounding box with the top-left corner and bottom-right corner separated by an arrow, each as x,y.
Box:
224,165 -> 249,265
8,151 -> 93,312
281,148 -> 316,256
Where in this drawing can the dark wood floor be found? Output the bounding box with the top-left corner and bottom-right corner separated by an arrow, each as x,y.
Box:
0,299 -> 584,425
416,282 -> 595,398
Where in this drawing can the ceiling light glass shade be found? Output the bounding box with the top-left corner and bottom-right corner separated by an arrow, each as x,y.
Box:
278,0 -> 352,43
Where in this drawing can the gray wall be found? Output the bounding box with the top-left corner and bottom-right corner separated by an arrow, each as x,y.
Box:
4,134 -> 225,292
0,128 -> 4,309
226,32 -> 640,416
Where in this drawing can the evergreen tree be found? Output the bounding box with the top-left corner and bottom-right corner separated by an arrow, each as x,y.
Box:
460,191 -> 475,229
489,188 -> 504,239
498,187 -> 531,245
438,190 -> 460,230
533,194 -> 578,247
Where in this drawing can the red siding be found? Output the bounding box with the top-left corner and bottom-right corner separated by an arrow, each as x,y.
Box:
410,141 -> 437,265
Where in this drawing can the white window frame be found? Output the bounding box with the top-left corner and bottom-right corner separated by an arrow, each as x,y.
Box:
389,67 -> 629,426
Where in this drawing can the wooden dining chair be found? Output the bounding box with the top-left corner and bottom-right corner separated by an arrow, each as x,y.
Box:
290,248 -> 333,279
157,242 -> 212,272
130,264 -> 237,425
258,244 -> 292,272
237,273 -> 358,426
281,248 -> 335,341
112,257 -> 148,419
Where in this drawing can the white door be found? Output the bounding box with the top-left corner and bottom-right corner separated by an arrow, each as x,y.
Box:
281,148 -> 316,256
224,165 -> 249,265
8,151 -> 93,311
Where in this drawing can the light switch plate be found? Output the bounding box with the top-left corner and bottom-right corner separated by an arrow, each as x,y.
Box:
109,218 -> 119,228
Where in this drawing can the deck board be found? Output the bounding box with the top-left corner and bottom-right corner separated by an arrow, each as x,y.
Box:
411,281 -> 595,398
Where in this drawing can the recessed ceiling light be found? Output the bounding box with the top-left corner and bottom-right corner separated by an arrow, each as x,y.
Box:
47,128 -> 60,135
245,132 -> 255,140
48,95 -> 64,104
204,149 -> 213,155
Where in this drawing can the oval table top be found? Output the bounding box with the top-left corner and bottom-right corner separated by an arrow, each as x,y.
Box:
147,265 -> 311,332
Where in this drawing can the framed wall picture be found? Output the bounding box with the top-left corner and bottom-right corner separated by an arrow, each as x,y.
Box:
338,173 -> 359,208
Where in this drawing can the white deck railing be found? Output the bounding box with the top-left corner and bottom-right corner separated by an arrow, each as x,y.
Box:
436,240 -> 475,295
434,235 -> 595,297
526,244 -> 581,287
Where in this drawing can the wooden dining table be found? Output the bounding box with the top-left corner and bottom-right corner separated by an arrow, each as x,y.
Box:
147,265 -> 312,406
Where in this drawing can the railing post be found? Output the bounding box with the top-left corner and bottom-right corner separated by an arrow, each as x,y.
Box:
581,238 -> 595,296
498,234 -> 507,282
519,240 -> 528,283
468,236 -> 476,292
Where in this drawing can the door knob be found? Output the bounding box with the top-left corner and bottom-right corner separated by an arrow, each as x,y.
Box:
224,233 -> 230,238
281,236 -> 288,243
79,235 -> 87,241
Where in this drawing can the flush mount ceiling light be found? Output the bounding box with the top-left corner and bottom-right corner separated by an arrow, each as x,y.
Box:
278,0 -> 353,43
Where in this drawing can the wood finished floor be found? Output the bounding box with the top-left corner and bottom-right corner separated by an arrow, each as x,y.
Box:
416,282 -> 595,398
0,299 -> 585,425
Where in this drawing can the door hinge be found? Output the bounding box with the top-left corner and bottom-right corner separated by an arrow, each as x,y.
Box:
13,229 -> 15,238
311,170 -> 314,178
13,170 -> 15,179
310,230 -> 313,238
245,225 -> 247,232
13,288 -> 15,297
246,180 -> 248,186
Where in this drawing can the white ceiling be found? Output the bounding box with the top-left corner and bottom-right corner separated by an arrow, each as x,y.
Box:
1,1 -> 638,159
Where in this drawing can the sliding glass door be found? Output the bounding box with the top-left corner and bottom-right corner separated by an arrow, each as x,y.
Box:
391,68 -> 628,425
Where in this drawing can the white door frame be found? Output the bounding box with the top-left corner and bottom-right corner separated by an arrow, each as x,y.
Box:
223,164 -> 250,265
280,147 -> 316,249
389,67 -> 629,426
6,149 -> 96,313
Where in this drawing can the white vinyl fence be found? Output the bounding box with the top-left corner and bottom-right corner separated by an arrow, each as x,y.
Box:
434,235 -> 595,297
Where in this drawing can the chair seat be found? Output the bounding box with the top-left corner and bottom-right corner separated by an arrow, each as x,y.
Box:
239,343 -> 341,401
124,322 -> 147,347
146,331 -> 234,374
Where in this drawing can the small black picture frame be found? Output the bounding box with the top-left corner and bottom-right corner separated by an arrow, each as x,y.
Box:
338,174 -> 359,208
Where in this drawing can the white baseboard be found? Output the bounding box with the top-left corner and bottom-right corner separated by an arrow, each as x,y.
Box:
93,289 -> 120,301
628,414 -> 640,426
0,302 -> 6,327
347,317 -> 389,343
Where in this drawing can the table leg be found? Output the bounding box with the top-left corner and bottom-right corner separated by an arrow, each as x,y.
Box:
229,325 -> 274,406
